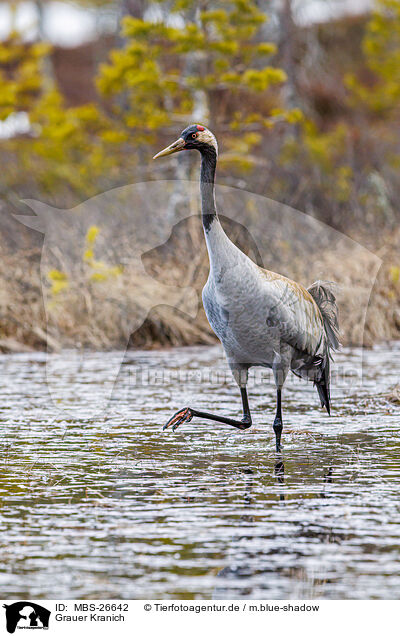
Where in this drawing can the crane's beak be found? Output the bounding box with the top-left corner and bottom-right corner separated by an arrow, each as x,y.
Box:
153,137 -> 185,159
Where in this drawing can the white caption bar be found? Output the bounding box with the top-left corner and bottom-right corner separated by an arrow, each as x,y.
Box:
0,599 -> 395,636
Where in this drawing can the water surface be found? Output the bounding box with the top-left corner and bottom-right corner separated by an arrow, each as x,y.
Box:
1,344 -> 400,599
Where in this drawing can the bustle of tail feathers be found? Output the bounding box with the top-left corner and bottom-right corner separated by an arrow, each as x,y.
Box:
307,281 -> 340,352
316,357 -> 331,414
307,281 -> 340,414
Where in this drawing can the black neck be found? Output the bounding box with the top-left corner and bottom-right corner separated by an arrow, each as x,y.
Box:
199,146 -> 218,232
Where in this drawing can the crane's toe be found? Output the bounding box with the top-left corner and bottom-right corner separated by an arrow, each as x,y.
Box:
163,407 -> 193,431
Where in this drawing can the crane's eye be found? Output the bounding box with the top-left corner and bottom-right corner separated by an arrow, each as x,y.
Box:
192,133 -> 198,138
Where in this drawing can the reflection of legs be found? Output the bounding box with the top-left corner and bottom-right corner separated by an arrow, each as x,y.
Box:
320,466 -> 333,499
164,366 -> 252,432
274,458 -> 285,501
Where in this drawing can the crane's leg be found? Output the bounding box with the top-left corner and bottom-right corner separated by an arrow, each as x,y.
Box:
163,367 -> 252,432
163,387 -> 252,432
273,388 -> 283,452
272,356 -> 288,453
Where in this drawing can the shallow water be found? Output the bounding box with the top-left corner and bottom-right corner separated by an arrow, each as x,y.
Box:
1,344 -> 400,600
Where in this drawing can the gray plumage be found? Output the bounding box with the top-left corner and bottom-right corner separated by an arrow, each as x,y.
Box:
203,220 -> 340,409
307,280 -> 340,351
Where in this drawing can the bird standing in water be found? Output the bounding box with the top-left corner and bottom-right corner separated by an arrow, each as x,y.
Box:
153,125 -> 339,451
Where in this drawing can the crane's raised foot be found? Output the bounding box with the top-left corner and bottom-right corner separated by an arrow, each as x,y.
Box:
163,407 -> 194,431
163,406 -> 252,432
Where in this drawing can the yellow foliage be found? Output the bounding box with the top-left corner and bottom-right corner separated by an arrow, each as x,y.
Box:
390,266 -> 400,284
84,248 -> 94,262
90,265 -> 124,282
47,269 -> 69,295
243,68 -> 287,92
50,280 -> 69,295
97,0 -> 292,162
86,225 -> 100,244
83,225 -> 123,282
0,3 -> 293,199
48,269 -> 67,281
346,0 -> 400,116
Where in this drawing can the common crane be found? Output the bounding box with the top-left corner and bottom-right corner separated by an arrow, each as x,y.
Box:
154,124 -> 339,451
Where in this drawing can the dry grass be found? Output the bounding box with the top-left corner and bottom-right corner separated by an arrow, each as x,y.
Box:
311,237 -> 400,347
0,223 -> 399,353
0,244 -> 213,352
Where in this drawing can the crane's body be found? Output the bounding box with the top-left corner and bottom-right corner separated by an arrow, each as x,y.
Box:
202,219 -> 325,373
154,124 -> 339,451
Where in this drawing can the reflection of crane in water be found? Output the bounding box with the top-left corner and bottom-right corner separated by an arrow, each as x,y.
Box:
155,125 -> 339,451
274,459 -> 333,502
211,459 -> 335,599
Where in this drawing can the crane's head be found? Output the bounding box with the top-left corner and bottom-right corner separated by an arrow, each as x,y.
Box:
153,124 -> 218,160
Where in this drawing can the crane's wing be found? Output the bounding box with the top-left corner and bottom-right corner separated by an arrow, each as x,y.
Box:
261,269 -> 325,358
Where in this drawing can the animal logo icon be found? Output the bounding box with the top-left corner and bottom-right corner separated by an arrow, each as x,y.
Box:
3,602 -> 50,634
14,181 -> 380,418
